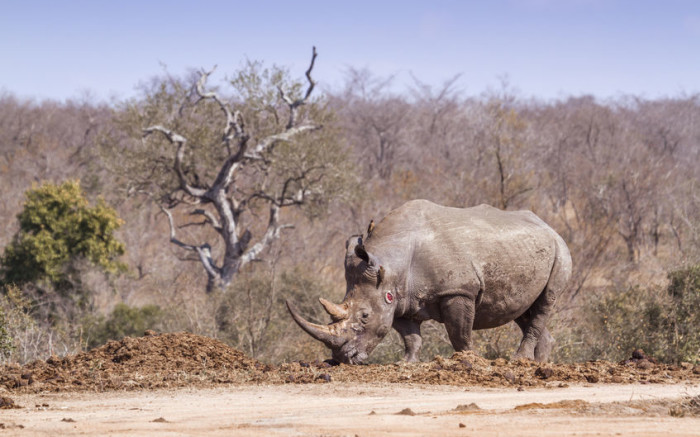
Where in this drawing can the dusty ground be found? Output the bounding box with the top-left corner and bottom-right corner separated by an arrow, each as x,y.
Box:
2,383 -> 700,436
1,332 -> 700,436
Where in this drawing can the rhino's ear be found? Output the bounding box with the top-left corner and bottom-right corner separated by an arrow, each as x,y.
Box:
355,244 -> 381,271
354,244 -> 370,263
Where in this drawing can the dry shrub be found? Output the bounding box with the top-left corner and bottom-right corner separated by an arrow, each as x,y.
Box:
0,284 -> 83,364
553,264 -> 700,364
213,266 -> 333,363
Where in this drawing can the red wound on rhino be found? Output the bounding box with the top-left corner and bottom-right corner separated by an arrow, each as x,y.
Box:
385,291 -> 393,304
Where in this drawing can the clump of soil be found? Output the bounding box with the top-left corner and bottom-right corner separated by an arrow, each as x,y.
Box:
0,396 -> 20,409
1,332 -> 699,394
395,408 -> 417,416
454,402 -> 481,412
1,332 -> 269,392
514,399 -> 590,411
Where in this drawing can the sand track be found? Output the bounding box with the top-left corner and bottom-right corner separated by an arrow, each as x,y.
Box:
2,383 -> 700,436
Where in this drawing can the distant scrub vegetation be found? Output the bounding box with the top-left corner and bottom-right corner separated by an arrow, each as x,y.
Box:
0,58 -> 698,365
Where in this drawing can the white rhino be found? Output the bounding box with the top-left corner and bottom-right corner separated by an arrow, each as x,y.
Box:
288,200 -> 572,364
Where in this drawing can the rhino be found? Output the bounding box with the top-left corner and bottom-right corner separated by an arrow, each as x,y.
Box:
287,200 -> 572,364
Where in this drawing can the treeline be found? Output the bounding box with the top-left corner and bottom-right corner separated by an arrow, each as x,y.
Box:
0,64 -> 698,365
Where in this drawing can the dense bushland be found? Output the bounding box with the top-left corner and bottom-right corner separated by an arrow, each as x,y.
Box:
0,59 -> 698,365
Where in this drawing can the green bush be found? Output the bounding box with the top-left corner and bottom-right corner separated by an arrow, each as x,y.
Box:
87,303 -> 164,349
1,180 -> 126,290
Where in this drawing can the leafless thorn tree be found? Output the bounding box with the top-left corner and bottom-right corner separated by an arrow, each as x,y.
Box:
142,47 -> 325,291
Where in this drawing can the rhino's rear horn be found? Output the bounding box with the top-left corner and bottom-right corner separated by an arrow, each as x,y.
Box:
286,300 -> 346,349
319,298 -> 348,321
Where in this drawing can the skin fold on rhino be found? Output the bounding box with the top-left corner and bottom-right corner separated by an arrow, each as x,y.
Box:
287,200 -> 572,364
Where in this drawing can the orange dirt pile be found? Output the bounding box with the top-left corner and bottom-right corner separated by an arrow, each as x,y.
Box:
1,332 -> 270,392
1,332 -> 699,394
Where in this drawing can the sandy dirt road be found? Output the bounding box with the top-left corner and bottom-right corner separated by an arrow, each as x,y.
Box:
2,382 -> 699,436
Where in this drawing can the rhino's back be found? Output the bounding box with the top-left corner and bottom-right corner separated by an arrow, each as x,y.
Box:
369,200 -> 562,327
370,200 -> 555,256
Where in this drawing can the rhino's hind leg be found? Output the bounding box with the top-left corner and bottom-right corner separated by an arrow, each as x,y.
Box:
439,295 -> 477,353
393,318 -> 422,362
515,315 -> 554,362
514,289 -> 555,362
535,326 -> 554,362
514,240 -> 570,362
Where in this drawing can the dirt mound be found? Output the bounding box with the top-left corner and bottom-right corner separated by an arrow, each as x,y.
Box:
1,333 -> 699,394
292,350 -> 700,387
1,332 -> 269,392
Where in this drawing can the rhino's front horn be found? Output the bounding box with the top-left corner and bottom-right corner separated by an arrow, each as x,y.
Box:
319,297 -> 348,321
286,300 -> 347,349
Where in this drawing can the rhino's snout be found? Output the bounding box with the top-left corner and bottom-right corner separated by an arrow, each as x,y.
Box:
333,346 -> 369,365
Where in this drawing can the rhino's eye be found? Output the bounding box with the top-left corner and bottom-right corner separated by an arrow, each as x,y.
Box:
360,311 -> 370,323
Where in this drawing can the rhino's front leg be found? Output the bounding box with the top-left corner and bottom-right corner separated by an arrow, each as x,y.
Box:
393,318 -> 422,362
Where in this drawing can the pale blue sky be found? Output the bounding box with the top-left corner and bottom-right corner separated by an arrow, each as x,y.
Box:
1,0 -> 699,102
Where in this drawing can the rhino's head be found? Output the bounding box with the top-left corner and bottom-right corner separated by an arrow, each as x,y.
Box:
286,235 -> 396,364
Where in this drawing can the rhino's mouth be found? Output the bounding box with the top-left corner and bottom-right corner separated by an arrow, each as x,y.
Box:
333,346 -> 369,365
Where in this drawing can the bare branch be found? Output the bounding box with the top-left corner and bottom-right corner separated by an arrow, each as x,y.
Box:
247,124 -> 320,159
195,68 -> 258,194
191,208 -> 222,232
276,224 -> 295,236
143,125 -> 207,198
159,204 -> 196,251
239,205 -> 292,266
143,125 -> 186,145
278,46 -> 318,129
279,165 -> 324,203
195,66 -> 248,154
277,85 -> 294,106
303,46 -> 318,102
194,244 -> 221,281
159,205 -> 221,280
209,159 -> 242,194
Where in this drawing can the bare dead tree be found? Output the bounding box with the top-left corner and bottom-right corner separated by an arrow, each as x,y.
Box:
134,48 -> 347,291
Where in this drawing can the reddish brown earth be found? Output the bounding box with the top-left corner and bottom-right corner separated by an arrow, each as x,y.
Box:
1,332 -> 699,436
1,331 -> 699,393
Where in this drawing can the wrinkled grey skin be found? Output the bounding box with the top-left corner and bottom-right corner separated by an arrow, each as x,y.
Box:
287,200 -> 572,364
